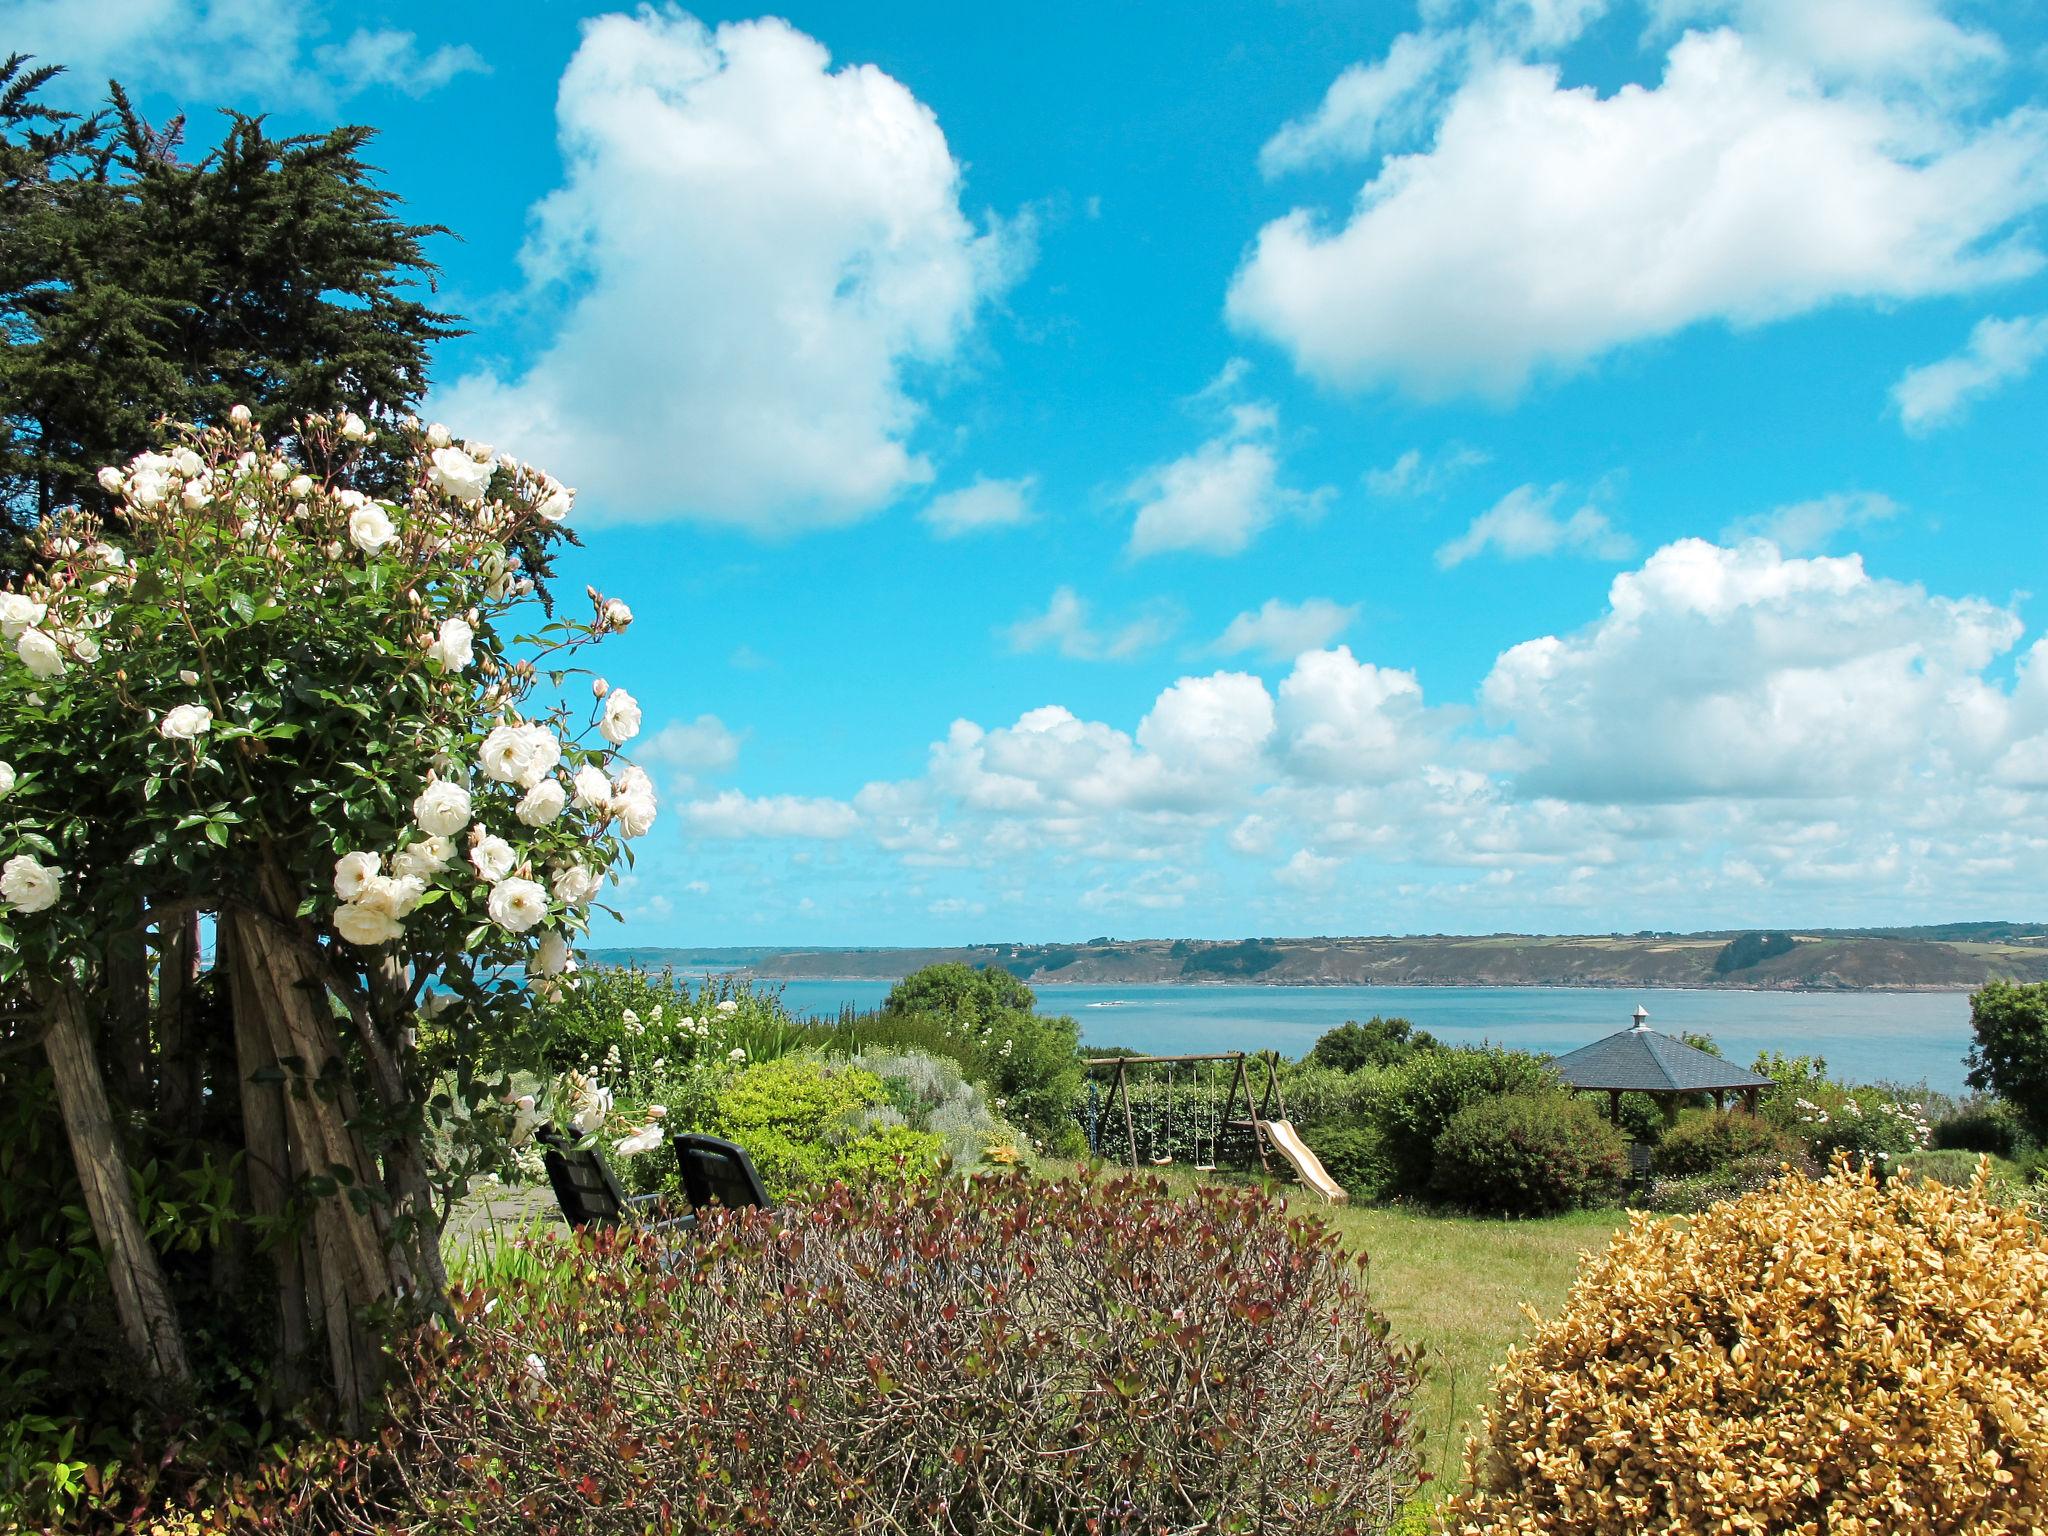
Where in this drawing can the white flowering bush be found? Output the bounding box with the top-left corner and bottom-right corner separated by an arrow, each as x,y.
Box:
0,406 -> 653,1418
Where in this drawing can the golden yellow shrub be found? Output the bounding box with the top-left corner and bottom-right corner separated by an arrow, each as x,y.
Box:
1448,1157 -> 2048,1535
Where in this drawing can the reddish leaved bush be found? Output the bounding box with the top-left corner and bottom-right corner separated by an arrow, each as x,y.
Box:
357,1171 -> 1420,1534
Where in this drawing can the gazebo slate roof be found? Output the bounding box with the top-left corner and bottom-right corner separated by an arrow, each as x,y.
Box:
1551,1026 -> 1774,1095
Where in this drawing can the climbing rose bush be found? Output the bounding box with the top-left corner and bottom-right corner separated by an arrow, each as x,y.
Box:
0,407 -> 651,1197
1449,1157 -> 2048,1535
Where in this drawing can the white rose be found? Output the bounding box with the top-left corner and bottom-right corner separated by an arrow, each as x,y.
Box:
412,779 -> 472,838
360,874 -> 425,919
18,629 -> 65,679
333,901 -> 403,947
550,863 -> 601,908
424,616 -> 473,672
612,764 -> 652,800
516,778 -> 567,827
333,851 -> 380,902
97,466 -> 126,494
0,594 -> 46,640
391,835 -> 454,881
0,760 -> 13,799
516,725 -> 560,789
532,929 -> 572,977
178,669 -> 200,685
127,452 -> 175,507
427,446 -> 494,506
535,481 -> 573,523
348,504 -> 397,555
229,404 -> 253,426
341,412 -> 370,441
486,876 -> 546,933
426,422 -> 450,448
469,834 -> 515,883
479,723 -> 535,784
0,854 -> 62,913
598,689 -> 641,746
603,599 -> 632,629
571,764 -> 611,810
615,1123 -> 664,1158
158,703 -> 213,740
172,448 -> 204,477
614,789 -> 657,839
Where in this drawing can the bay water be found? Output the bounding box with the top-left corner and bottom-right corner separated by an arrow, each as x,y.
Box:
753,980 -> 1976,1095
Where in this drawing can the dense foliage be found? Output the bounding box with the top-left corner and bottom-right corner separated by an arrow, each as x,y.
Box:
1449,1160 -> 2048,1534
1308,1016 -> 1439,1073
1710,930 -> 1798,973
1967,980 -> 2048,1144
0,59 -> 459,558
1368,1046 -> 1558,1198
1650,1107 -> 1796,1176
1429,1092 -> 1629,1217
312,1174 -> 1420,1534
703,1056 -> 943,1198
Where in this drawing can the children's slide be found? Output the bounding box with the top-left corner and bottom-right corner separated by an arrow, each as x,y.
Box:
1263,1120 -> 1348,1204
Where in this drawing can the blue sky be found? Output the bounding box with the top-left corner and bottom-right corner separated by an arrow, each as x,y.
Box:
18,0 -> 2048,943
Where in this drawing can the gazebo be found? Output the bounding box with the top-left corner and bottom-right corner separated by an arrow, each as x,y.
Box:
1551,1006 -> 1774,1126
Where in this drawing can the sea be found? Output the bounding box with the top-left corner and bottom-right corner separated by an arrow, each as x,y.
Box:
743,980 -> 1977,1096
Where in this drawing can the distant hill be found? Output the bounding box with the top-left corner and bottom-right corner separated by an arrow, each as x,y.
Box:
696,926 -> 2048,991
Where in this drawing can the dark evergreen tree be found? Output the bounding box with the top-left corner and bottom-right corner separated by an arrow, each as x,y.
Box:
0,59 -> 461,562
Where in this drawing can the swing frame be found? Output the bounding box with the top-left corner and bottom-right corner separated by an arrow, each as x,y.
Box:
1080,1050 -> 1291,1175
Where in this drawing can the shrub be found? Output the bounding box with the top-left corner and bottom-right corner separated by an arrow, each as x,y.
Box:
1273,1061 -> 1386,1132
1966,979 -> 2048,1143
847,1049 -> 1022,1173
1428,1091 -> 1629,1217
1934,1097 -> 2027,1157
1304,1122 -> 1390,1200
1651,1107 -> 1797,1176
705,1057 -> 944,1199
374,1174 -> 1422,1534
1367,1046 -> 1557,1197
1308,1017 -> 1439,1073
1449,1160 -> 2048,1534
1640,1152 -> 1789,1214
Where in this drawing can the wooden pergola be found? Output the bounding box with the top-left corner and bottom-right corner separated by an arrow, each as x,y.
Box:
1551,1006 -> 1774,1127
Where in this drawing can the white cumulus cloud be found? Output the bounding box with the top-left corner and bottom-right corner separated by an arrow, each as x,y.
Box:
438,11 -> 1024,531
685,789 -> 860,839
1232,14 -> 2048,396
1892,314 -> 2048,434
1437,483 -> 1631,567
1126,402 -> 1328,558
1003,587 -> 1176,662
1212,597 -> 1360,661
639,714 -> 742,773
920,476 -> 1036,538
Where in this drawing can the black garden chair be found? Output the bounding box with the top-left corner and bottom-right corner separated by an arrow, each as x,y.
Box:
670,1132 -> 774,1216
536,1124 -> 693,1235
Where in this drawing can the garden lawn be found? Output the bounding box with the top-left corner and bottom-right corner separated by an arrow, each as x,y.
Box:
1322,1201 -> 1625,1496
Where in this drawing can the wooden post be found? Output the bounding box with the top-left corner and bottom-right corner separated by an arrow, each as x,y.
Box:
1608,1090 -> 1622,1127
1117,1060 -> 1138,1169
156,910 -> 203,1137
37,983 -> 191,1385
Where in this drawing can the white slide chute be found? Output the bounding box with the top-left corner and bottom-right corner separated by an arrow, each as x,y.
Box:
1263,1119 -> 1348,1204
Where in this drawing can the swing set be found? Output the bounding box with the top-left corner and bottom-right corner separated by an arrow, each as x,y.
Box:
1081,1050 -> 1348,1202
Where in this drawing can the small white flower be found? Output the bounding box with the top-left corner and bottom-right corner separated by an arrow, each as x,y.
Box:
613,789 -> 656,838
172,447 -> 204,477
0,594 -> 46,640
532,929 -> 573,977
590,677 -> 609,699
426,422 -> 451,448
604,599 -> 633,629
615,1123 -> 664,1158
359,874 -> 425,919
535,480 -> 573,523
392,835 -> 454,881
96,466 -> 126,494
333,851 -> 381,902
17,628 -> 64,679
427,445 -> 494,506
716,998 -> 739,1015
516,778 -> 567,827
0,854 -> 62,913
412,779 -> 472,838
424,616 -> 474,673
523,1352 -> 547,1384
229,404 -> 253,426
598,689 -> 641,746
550,863 -> 602,908
348,504 -> 397,555
470,835 -> 516,883
728,1047 -> 747,1064
0,760 -> 13,800
647,1104 -> 666,1118
571,764 -> 611,810
333,900 -> 403,946
158,703 -> 213,740
487,876 -> 546,933
178,669 -> 200,686
340,412 -> 370,441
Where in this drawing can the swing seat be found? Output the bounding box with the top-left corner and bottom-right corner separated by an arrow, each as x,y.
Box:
1193,1162 -> 1217,1172
1149,1155 -> 1175,1166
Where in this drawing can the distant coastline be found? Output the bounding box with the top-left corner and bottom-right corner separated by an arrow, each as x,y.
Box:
593,924 -> 2048,994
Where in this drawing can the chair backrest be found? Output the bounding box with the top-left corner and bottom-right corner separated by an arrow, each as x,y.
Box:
671,1133 -> 773,1213
537,1124 -> 631,1227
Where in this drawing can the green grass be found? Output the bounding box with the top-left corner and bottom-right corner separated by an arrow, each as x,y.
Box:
1321,1202 -> 1624,1496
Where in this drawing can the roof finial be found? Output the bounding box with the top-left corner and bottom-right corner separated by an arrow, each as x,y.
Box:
1631,1005 -> 1650,1031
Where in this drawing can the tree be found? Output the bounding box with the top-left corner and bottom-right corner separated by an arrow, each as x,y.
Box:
0,59 -> 459,560
0,409 -> 646,1426
1309,1016 -> 1440,1073
1966,980 -> 2048,1142
884,961 -> 1038,1029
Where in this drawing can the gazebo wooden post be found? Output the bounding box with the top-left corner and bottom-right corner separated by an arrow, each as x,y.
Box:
1713,1089 -> 1727,1111
1608,1089 -> 1622,1127
1743,1087 -> 1760,1113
